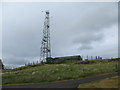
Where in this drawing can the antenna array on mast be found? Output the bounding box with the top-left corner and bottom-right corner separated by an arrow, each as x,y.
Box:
40,11 -> 51,62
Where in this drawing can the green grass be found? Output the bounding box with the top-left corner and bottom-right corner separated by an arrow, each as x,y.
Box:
78,76 -> 119,88
2,59 -> 119,85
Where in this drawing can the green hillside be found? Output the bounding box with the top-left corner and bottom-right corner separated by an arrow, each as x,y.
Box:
2,58 -> 119,85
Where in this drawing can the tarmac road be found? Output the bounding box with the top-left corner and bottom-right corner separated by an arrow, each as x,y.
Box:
2,73 -> 118,88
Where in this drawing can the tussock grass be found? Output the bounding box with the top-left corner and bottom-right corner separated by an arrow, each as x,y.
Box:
2,59 -> 119,85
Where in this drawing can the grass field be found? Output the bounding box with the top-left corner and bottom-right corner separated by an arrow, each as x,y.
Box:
78,76 -> 119,88
2,59 -> 119,85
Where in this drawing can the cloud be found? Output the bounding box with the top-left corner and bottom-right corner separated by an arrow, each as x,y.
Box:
3,55 -> 40,68
70,3 -> 117,50
0,3 -> 2,59
78,44 -> 93,50
72,32 -> 104,50
73,32 -> 104,44
77,3 -> 117,32
2,2 -> 118,68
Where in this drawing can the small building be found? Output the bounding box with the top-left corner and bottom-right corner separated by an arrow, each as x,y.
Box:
46,55 -> 82,64
54,55 -> 82,61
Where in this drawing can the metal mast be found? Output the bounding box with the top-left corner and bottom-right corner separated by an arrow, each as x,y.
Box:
40,10 -> 51,62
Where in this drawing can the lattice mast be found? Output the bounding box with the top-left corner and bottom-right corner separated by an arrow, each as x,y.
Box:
40,11 -> 51,62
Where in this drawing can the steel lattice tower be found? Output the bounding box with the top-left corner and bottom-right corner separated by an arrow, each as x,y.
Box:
40,11 -> 51,62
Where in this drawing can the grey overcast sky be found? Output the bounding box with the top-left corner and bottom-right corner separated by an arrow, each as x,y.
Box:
1,2 -> 118,68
